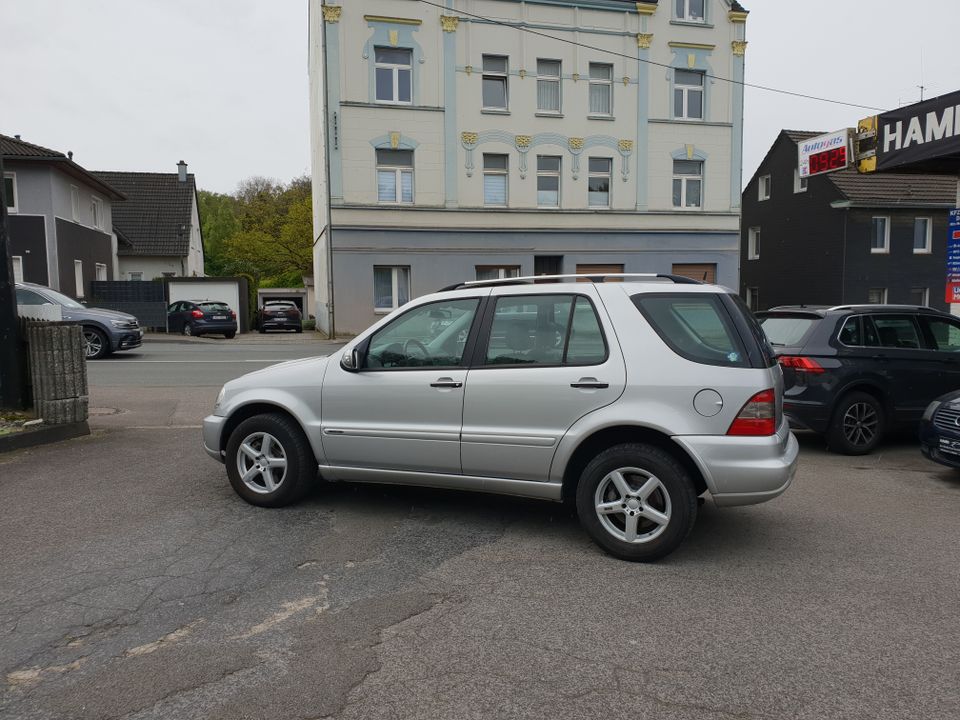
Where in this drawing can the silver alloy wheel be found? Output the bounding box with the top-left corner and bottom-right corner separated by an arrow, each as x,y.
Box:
842,402 -> 878,447
594,466 -> 672,544
83,329 -> 103,359
236,432 -> 288,494
183,323 -> 193,336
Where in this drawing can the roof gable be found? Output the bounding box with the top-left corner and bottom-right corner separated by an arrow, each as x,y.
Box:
1,132 -> 125,200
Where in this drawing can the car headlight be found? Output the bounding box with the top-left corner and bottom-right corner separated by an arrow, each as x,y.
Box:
214,386 -> 226,410
110,319 -> 133,328
922,400 -> 941,422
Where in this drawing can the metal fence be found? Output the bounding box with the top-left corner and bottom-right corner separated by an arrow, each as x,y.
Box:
89,281 -> 167,329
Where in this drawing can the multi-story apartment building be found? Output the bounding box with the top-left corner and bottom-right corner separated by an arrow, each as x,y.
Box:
309,0 -> 749,333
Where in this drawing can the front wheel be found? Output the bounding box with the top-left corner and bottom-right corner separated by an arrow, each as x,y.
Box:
225,413 -> 314,507
83,327 -> 109,360
828,391 -> 884,455
576,443 -> 697,562
182,322 -> 194,337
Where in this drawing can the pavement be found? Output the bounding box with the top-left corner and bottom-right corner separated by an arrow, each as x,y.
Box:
2,338 -> 960,719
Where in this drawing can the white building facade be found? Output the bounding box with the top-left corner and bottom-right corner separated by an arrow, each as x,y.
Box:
309,0 -> 748,334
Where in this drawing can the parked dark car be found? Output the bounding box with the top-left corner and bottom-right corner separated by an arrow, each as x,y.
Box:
258,301 -> 302,333
15,282 -> 142,360
919,391 -> 960,468
757,304 -> 960,455
167,300 -> 237,338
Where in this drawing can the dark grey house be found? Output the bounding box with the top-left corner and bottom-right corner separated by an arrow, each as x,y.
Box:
741,130 -> 956,312
2,133 -> 125,298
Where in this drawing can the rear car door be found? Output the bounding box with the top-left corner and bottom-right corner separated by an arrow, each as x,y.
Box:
918,314 -> 960,396
460,286 -> 626,481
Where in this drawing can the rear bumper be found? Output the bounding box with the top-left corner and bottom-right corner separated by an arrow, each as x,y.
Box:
673,419 -> 799,507
783,398 -> 830,434
194,321 -> 238,335
202,414 -> 227,463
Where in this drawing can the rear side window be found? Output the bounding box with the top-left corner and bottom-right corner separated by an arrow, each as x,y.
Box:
869,315 -> 922,349
760,316 -> 818,347
921,316 -> 960,352
632,293 -> 749,368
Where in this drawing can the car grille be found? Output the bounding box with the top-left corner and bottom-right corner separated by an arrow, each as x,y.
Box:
933,405 -> 960,433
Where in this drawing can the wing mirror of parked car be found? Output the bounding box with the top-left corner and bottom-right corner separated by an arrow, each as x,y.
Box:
340,348 -> 363,372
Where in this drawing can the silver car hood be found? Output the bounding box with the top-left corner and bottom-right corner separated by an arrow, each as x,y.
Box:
228,355 -> 330,389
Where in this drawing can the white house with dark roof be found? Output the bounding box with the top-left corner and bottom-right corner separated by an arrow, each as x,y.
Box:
1,132 -> 124,297
94,163 -> 205,280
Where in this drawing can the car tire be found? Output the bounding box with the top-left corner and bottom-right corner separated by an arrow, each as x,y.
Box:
225,413 -> 314,508
225,331 -> 236,339
183,322 -> 194,337
575,443 -> 697,562
295,326 -> 303,334
82,326 -> 109,360
828,391 -> 884,455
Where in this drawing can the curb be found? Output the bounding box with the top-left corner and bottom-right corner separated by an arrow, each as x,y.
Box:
0,421 -> 91,454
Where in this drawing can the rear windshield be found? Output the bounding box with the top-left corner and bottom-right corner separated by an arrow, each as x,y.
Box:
265,302 -> 294,309
199,302 -> 230,311
632,293 -> 749,368
759,315 -> 818,347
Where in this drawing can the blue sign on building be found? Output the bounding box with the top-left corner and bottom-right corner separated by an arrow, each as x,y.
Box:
946,209 -> 960,304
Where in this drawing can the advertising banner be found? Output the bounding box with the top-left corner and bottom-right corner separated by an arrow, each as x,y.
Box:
875,89 -> 960,174
946,208 -> 960,304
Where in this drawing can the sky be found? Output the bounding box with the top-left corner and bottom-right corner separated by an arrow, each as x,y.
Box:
4,0 -> 957,194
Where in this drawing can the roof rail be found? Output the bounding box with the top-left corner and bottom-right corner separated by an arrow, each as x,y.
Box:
436,273 -> 704,292
826,303 -> 938,312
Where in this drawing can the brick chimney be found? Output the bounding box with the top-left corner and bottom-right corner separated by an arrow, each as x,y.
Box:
177,160 -> 187,182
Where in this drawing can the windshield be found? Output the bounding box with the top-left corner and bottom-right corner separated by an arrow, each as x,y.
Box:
759,316 -> 818,346
36,287 -> 85,309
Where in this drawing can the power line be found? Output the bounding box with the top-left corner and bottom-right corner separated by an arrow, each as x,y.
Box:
417,0 -> 884,112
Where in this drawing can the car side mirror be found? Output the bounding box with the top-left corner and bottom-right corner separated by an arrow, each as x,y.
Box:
340,348 -> 363,372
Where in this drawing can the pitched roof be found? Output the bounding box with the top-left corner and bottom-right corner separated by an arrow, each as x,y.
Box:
93,171 -> 198,257
0,132 -> 125,200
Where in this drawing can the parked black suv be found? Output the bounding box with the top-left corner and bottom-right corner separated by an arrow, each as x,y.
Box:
757,304 -> 960,454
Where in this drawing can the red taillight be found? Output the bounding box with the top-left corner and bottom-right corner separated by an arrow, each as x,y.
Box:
230,310 -> 236,318
190,309 -> 204,318
778,355 -> 824,373
727,389 -> 777,436
287,309 -> 299,317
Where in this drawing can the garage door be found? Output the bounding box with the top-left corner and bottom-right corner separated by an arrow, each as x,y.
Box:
168,281 -> 241,317
576,264 -> 624,281
671,263 -> 716,284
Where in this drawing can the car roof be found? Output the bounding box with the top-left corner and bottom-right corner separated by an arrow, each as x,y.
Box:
761,304 -> 950,317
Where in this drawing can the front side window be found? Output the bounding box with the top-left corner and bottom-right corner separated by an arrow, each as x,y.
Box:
672,159 -> 703,209
376,149 -> 414,204
633,293 -> 749,367
3,172 -> 17,212
16,287 -> 48,305
536,59 -> 561,114
482,154 -> 508,206
375,47 -> 412,104
374,265 -> 411,312
476,265 -> 519,281
588,63 -> 613,116
922,316 -> 960,352
748,227 -> 760,259
484,294 -> 606,366
675,0 -> 706,22
482,55 -> 509,110
674,70 -> 704,120
871,217 -> 890,253
758,175 -> 771,201
537,155 -> 561,207
587,157 -> 612,208
913,217 -> 931,253
366,298 -> 480,369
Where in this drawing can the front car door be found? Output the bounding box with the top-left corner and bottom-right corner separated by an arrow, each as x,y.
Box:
918,314 -> 960,398
460,286 -> 626,481
320,293 -> 486,476
167,302 -> 183,332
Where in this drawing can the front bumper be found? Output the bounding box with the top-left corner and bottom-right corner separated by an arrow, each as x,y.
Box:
202,414 -> 227,463
111,328 -> 143,351
673,419 -> 799,507
918,419 -> 960,469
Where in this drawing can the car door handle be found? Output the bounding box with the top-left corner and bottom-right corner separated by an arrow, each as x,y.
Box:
430,378 -> 463,388
571,378 -> 609,389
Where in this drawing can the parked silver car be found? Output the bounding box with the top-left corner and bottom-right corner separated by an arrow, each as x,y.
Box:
203,274 -> 798,561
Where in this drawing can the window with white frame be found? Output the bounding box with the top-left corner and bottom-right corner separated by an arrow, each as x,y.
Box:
12,255 -> 24,283
482,55 -> 509,111
536,155 -> 561,207
74,260 -> 84,298
71,186 -> 80,221
374,47 -> 413,104
758,175 -> 771,201
3,172 -> 17,212
909,287 -> 929,306
376,149 -> 414,204
674,70 -> 704,120
675,0 -> 706,22
913,217 -> 932,253
129,271 -> 143,281
536,59 -> 562,114
482,154 -> 508,206
871,216 -> 890,253
587,158 -> 612,208
588,63 -> 613,116
746,287 -> 760,311
95,263 -> 107,281
373,266 -> 410,312
672,159 -> 703,209
476,266 -> 520,281
748,227 -> 760,259
868,288 -> 887,304
91,196 -> 103,230
794,168 -> 808,193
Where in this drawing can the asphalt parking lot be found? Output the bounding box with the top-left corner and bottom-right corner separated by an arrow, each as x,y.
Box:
2,335 -> 959,719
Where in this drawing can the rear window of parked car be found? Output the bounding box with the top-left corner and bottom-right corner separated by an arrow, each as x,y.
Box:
632,293 -> 749,368
760,315 -> 818,347
199,302 -> 230,311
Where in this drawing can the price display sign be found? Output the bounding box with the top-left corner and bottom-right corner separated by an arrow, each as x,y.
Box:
798,129 -> 852,178
946,209 -> 960,304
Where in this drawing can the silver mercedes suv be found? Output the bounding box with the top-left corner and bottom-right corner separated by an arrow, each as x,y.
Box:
203,274 -> 798,561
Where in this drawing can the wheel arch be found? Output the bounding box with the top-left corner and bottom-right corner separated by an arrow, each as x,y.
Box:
219,401 -> 318,459
830,380 -> 890,419
560,425 -> 709,504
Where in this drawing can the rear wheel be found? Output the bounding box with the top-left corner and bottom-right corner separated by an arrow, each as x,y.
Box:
82,327 -> 109,360
576,443 -> 697,562
182,322 -> 194,337
828,391 -> 884,455
225,331 -> 236,339
225,413 -> 314,507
